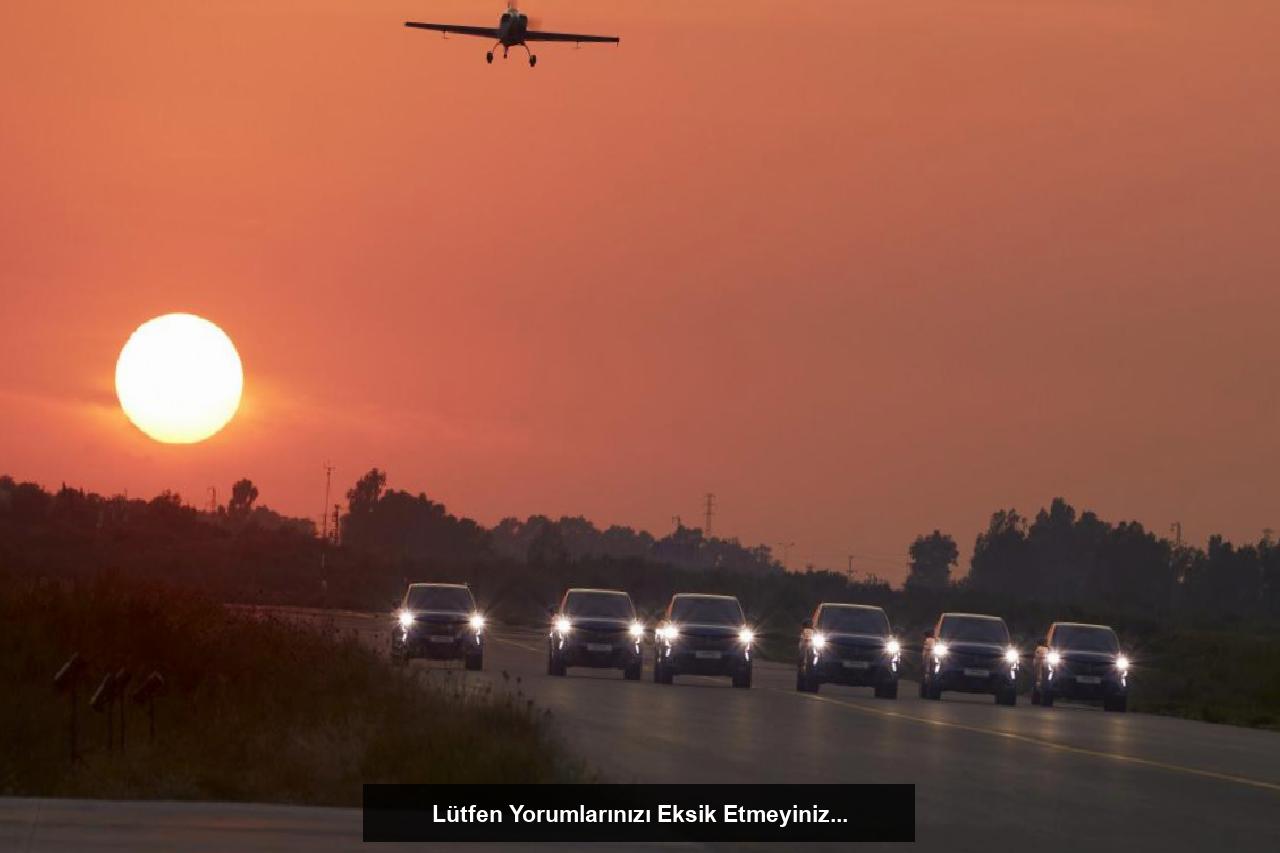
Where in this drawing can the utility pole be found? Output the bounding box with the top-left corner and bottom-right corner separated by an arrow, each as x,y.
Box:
332,504 -> 341,545
1170,521 -> 1183,547
847,554 -> 855,579
207,487 -> 217,514
321,462 -> 333,540
703,493 -> 715,538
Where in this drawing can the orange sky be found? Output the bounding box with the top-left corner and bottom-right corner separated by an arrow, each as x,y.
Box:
2,1 -> 1278,581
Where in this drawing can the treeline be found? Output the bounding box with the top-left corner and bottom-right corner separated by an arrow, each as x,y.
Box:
904,498 -> 1280,629
3,473 -> 1278,634
340,468 -> 778,575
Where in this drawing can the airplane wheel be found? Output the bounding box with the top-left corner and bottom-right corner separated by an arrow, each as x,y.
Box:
486,52 -> 493,64
529,55 -> 537,68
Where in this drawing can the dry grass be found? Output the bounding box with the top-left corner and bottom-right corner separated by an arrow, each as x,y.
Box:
0,571 -> 585,805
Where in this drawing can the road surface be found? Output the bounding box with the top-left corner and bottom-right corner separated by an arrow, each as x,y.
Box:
6,611 -> 1278,852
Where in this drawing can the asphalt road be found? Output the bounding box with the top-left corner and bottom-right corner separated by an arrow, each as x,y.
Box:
7,611 -> 1279,852
475,628 -> 1280,851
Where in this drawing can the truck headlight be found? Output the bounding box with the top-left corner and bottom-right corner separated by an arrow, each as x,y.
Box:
739,628 -> 755,645
811,632 -> 826,651
629,621 -> 645,639
885,638 -> 900,656
659,624 -> 678,642
469,613 -> 485,632
554,616 -> 572,634
1005,647 -> 1019,665
933,642 -> 949,659
1116,654 -> 1130,673
398,610 -> 413,630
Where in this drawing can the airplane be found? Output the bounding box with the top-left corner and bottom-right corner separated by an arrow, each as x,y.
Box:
404,3 -> 619,67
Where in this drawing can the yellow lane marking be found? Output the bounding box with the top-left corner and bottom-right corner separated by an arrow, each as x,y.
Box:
779,689 -> 1280,795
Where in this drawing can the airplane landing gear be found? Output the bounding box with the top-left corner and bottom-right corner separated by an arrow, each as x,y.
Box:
486,51 -> 493,64
529,55 -> 537,68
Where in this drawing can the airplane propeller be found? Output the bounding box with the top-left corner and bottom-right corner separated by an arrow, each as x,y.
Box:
506,0 -> 541,29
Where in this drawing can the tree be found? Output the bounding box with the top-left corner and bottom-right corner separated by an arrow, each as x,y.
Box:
346,469 -> 386,517
906,530 -> 958,593
228,479 -> 259,519
968,509 -> 1031,594
527,521 -> 569,569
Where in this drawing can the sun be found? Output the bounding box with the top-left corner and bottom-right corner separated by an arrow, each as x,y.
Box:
115,313 -> 244,444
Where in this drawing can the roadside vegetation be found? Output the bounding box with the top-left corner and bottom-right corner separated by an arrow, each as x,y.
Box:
0,572 -> 584,805
1124,630 -> 1280,729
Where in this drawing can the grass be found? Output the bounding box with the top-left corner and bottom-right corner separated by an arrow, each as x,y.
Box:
0,571 -> 586,805
1127,630 -> 1280,730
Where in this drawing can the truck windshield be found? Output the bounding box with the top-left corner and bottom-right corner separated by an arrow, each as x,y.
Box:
563,591 -> 634,620
670,596 -> 744,625
1054,625 -> 1119,653
817,606 -> 890,635
939,616 -> 1009,645
406,586 -> 475,612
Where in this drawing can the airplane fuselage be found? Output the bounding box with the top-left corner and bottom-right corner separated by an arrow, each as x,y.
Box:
497,10 -> 529,47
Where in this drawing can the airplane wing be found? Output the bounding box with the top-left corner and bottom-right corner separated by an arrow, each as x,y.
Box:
524,30 -> 620,44
404,21 -> 500,39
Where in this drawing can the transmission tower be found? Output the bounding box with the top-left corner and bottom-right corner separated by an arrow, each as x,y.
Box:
704,493 -> 715,537
321,462 -> 334,540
